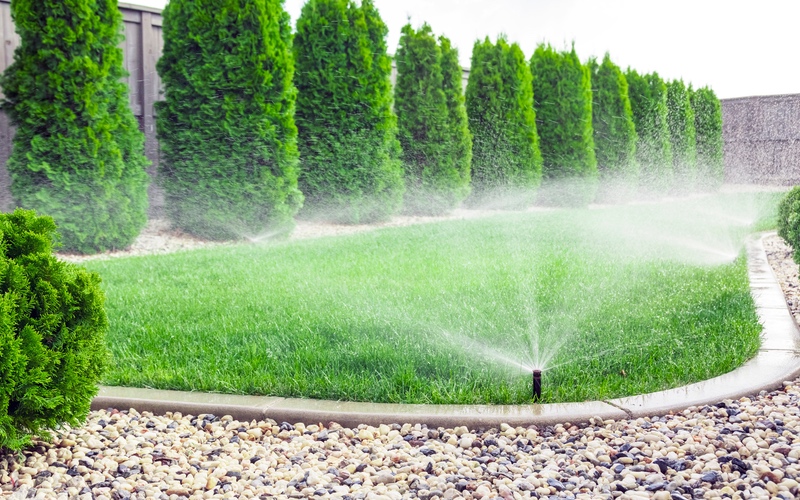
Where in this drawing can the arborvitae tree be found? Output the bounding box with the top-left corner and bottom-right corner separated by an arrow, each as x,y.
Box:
588,54 -> 638,193
294,0 -> 403,223
394,24 -> 470,214
666,79 -> 697,191
465,36 -> 541,207
625,69 -> 673,191
156,0 -> 302,240
531,44 -> 597,206
0,0 -> 148,254
690,86 -> 724,191
439,35 -> 473,207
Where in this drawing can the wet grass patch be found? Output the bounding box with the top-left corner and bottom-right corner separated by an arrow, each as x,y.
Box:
83,192 -> 777,403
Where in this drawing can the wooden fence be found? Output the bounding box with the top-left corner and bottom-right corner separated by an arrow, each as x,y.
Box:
0,1 -> 164,213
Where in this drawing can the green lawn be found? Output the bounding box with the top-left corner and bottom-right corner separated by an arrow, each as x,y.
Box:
82,192 -> 778,404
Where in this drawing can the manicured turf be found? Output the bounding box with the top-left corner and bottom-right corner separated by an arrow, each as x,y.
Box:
83,192 -> 777,404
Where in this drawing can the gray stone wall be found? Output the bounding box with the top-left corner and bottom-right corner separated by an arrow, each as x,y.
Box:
722,93 -> 800,185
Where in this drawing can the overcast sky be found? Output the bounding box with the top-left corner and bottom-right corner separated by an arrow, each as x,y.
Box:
127,0 -> 800,99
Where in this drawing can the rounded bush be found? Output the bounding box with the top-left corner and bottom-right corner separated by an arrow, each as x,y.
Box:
778,187 -> 800,263
0,209 -> 109,453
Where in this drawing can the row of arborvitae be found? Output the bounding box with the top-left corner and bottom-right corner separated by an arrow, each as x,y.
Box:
1,0 -> 725,249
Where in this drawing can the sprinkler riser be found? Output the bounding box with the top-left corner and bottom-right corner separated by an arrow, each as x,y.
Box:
532,369 -> 542,402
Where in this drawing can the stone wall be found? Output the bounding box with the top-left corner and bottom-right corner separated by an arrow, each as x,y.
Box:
722,93 -> 800,185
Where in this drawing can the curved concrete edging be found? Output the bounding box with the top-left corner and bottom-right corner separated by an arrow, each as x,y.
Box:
91,232 -> 800,428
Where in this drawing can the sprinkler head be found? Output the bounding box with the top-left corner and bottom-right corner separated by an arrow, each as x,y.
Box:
532,369 -> 542,402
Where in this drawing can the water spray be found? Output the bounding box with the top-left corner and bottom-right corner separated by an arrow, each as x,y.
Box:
532,369 -> 542,401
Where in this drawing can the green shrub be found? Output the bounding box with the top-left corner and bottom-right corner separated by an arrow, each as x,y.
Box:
394,24 -> 471,214
691,86 -> 724,191
155,0 -> 302,240
588,54 -> 638,197
293,0 -> 403,223
0,0 -> 149,254
625,69 -> 673,191
666,79 -> 697,191
465,36 -> 541,207
531,44 -> 597,206
778,187 -> 800,263
0,209 -> 108,453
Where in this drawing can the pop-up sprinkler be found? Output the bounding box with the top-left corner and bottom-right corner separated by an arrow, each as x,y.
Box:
532,369 -> 542,401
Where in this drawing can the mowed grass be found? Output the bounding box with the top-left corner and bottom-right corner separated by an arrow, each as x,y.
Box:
83,192 -> 778,404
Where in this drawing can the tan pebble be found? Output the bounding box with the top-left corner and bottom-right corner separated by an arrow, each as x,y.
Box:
474,484 -> 492,499
165,486 -> 190,497
653,492 -> 672,500
206,476 -> 218,490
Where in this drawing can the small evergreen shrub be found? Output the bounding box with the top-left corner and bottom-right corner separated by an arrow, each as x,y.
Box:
0,209 -> 109,453
588,54 -> 638,199
465,36 -> 541,208
0,0 -> 149,254
625,69 -> 673,192
156,0 -> 303,240
294,0 -> 404,223
778,187 -> 800,264
691,86 -> 724,191
666,79 -> 697,191
394,24 -> 471,214
531,43 -> 598,206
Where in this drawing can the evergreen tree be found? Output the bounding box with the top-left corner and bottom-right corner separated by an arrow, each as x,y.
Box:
531,44 -> 597,206
0,0 -> 149,254
394,24 -> 470,214
156,0 -> 302,240
625,69 -> 673,191
293,0 -> 403,223
465,36 -> 541,207
439,35 -> 473,208
666,79 -> 697,191
691,86 -> 724,191
588,54 -> 638,193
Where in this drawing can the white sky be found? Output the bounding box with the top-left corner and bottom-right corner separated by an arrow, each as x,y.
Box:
127,0 -> 800,99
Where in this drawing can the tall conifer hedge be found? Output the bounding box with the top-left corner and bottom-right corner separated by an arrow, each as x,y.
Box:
530,44 -> 597,206
588,54 -> 638,190
666,79 -> 697,191
156,0 -> 302,240
0,0 -> 149,254
465,37 -> 541,207
625,69 -> 673,191
294,0 -> 403,223
395,24 -> 470,214
691,86 -> 724,191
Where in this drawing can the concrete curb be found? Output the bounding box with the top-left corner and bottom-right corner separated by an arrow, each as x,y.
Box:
92,232 -> 800,428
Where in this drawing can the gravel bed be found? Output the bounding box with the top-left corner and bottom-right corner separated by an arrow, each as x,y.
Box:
3,386 -> 800,499
763,234 -> 800,323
